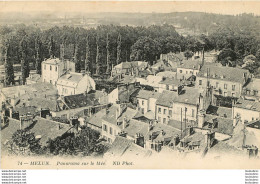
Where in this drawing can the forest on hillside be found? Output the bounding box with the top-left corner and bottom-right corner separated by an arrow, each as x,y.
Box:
1,12 -> 260,83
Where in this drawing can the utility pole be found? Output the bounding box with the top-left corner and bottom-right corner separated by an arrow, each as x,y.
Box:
185,107 -> 187,137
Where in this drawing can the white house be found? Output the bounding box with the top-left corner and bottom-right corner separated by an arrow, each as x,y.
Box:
41,58 -> 75,85
56,72 -> 96,96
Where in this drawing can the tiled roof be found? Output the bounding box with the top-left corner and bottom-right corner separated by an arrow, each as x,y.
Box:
174,87 -> 202,106
206,105 -> 232,119
105,136 -> 152,158
122,119 -> 149,138
85,109 -> 106,128
159,78 -> 182,86
197,65 -> 250,84
244,78 -> 260,92
145,123 -> 180,142
136,90 -> 161,100
234,99 -> 260,112
177,59 -> 202,70
63,93 -> 100,109
1,118 -> 20,145
204,114 -> 234,135
156,71 -> 177,78
31,116 -> 72,146
57,72 -> 95,89
156,90 -> 178,107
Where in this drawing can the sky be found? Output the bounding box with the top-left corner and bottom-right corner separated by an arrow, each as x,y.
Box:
0,1 -> 260,16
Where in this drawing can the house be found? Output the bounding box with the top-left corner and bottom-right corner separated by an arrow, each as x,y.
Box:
136,90 -> 161,114
111,61 -> 148,77
196,65 -> 250,98
56,72 -> 96,96
1,115 -> 72,148
232,99 -> 260,125
0,82 -> 58,111
104,136 -> 152,158
156,87 -> 211,125
176,59 -> 202,80
53,90 -> 108,119
145,122 -> 181,152
101,104 -> 143,143
41,58 -> 75,85
158,78 -> 183,93
135,75 -> 163,92
26,73 -> 41,85
243,78 -> 260,101
82,109 -> 107,132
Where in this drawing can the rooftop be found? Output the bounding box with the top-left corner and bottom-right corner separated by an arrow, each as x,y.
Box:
234,99 -> 260,112
57,72 -> 95,88
197,65 -> 250,84
136,90 -> 161,100
177,59 -> 202,70
85,109 -> 106,128
63,93 -> 100,109
122,119 -> 149,138
42,58 -> 63,65
159,78 -> 182,86
204,114 -> 234,135
105,136 -> 152,158
30,116 -> 72,146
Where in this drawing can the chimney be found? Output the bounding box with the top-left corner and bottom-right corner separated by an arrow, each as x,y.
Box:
19,115 -> 33,130
106,107 -> 109,115
172,135 -> 180,148
161,130 -> 165,136
205,131 -> 215,148
198,110 -> 205,128
118,131 -> 127,137
246,146 -> 258,158
186,125 -> 193,136
148,124 -> 153,132
134,133 -> 145,147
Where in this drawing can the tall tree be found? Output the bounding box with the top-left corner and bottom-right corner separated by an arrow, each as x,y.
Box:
4,43 -> 14,86
106,33 -> 111,73
85,35 -> 91,74
20,37 -> 30,85
95,36 -> 101,75
35,36 -> 42,74
116,34 -> 122,65
48,36 -> 55,58
74,43 -> 81,72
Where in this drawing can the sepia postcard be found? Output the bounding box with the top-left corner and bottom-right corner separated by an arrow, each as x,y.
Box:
0,1 -> 260,169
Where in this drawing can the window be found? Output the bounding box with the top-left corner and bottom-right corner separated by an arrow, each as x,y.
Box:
192,109 -> 195,118
199,80 -> 202,85
224,84 -> 227,89
142,100 -> 144,105
232,85 -> 235,91
50,80 -> 52,84
158,107 -> 161,114
103,124 -> 107,132
180,70 -> 183,73
158,116 -> 161,123
232,93 -> 235,97
163,118 -> 166,124
44,65 -> 46,70
141,108 -> 144,114
254,90 -> 258,96
50,66 -> 52,71
137,99 -> 139,104
216,82 -> 219,88
224,92 -> 227,97
163,109 -> 167,114
169,110 -> 172,117
109,127 -> 113,135
55,66 -> 57,71
186,71 -> 188,74
190,71 -> 193,74
166,85 -> 169,90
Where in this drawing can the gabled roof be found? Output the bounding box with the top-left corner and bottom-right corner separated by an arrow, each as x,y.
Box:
122,119 -> 149,138
204,114 -> 234,135
57,72 -> 95,88
63,93 -> 100,109
159,78 -> 182,86
30,116 -> 72,146
197,65 -> 250,84
234,99 -> 260,112
85,109 -> 106,128
156,90 -> 178,107
177,59 -> 202,70
105,136 -> 152,158
136,90 -> 161,100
